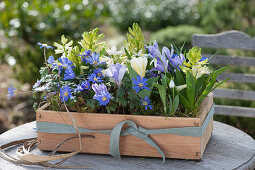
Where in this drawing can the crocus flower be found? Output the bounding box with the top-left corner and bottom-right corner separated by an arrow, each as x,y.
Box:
88,73 -> 103,83
92,83 -> 111,106
86,52 -> 101,66
64,68 -> 76,80
7,84 -> 15,99
132,75 -> 150,93
37,42 -> 53,49
81,80 -> 90,90
60,85 -> 73,102
140,96 -> 153,110
105,63 -> 126,87
130,57 -> 147,78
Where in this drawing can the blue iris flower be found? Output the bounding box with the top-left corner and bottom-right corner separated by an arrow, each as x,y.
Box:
64,68 -> 76,80
81,80 -> 90,90
79,50 -> 91,62
86,52 -> 101,66
88,73 -> 103,83
93,68 -> 103,78
132,75 -> 150,93
37,42 -> 53,49
60,85 -> 73,102
140,96 -> 153,110
7,84 -> 16,99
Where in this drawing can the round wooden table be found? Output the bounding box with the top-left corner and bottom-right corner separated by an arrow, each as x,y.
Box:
0,121 -> 254,170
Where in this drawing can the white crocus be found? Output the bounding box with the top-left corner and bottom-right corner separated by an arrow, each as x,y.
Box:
130,57 -> 147,78
105,63 -> 127,87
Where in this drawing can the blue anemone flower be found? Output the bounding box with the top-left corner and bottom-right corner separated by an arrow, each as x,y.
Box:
74,85 -> 83,93
86,52 -> 100,66
60,85 -> 73,102
132,75 -> 150,93
79,50 -> 91,62
47,55 -> 55,64
81,80 -> 90,90
57,57 -> 75,72
7,84 -> 16,99
200,56 -> 207,62
64,68 -> 76,80
140,96 -> 153,110
37,42 -> 53,49
93,68 -> 103,78
88,73 -> 103,83
95,90 -> 111,106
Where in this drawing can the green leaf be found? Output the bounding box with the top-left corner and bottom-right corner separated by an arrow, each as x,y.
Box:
124,48 -> 132,60
196,66 -> 231,106
126,62 -> 139,81
211,77 -> 231,92
186,71 -> 195,106
176,90 -> 193,111
154,83 -> 167,113
173,95 -> 179,113
195,74 -> 206,98
168,95 -> 173,115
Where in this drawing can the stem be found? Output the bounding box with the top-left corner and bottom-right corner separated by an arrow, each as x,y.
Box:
44,47 -> 54,80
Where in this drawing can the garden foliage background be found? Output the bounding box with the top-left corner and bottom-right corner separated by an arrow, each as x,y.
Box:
0,0 -> 254,138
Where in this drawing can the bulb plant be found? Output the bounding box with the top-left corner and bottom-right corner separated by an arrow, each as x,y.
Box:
7,23 -> 230,117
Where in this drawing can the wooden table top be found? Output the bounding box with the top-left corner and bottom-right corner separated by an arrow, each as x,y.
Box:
0,121 -> 254,170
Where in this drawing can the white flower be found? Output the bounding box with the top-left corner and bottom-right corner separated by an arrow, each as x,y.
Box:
130,57 -> 147,78
169,80 -> 175,88
100,56 -> 114,66
105,63 -> 127,87
107,46 -> 123,56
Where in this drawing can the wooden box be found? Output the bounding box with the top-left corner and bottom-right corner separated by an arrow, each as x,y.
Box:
36,93 -> 213,160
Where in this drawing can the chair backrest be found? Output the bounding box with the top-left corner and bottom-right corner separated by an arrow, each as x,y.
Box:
192,30 -> 255,118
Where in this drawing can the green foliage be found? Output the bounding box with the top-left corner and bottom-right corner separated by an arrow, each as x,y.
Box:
123,23 -> 145,55
0,0 -> 109,85
150,25 -> 204,51
78,28 -> 106,52
109,0 -> 200,31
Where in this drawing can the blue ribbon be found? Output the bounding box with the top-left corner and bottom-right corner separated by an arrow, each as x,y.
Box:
37,104 -> 214,163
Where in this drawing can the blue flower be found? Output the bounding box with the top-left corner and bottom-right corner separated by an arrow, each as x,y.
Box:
74,85 -> 83,93
92,83 -> 111,106
132,75 -> 150,93
37,42 -> 53,49
162,47 -> 184,71
79,50 -> 91,62
86,52 -> 101,66
47,55 -> 55,64
33,79 -> 41,89
88,73 -> 103,83
64,68 -> 76,80
200,56 -> 207,62
105,63 -> 126,87
7,84 -> 15,99
58,57 -> 75,72
95,90 -> 111,106
60,85 -> 73,102
81,80 -> 90,90
140,96 -> 153,110
93,68 -> 103,78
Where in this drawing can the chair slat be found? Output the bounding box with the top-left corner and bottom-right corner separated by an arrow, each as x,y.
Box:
217,73 -> 255,84
214,105 -> 255,118
214,89 -> 255,101
202,54 -> 255,67
192,30 -> 255,51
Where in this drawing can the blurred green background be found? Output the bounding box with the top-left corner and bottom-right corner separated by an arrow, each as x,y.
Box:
0,0 -> 254,138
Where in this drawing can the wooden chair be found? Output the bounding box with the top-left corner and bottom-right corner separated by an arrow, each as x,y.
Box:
192,30 -> 255,118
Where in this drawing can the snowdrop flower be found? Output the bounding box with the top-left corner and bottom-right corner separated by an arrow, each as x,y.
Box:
105,63 -> 127,87
169,80 -> 175,88
130,56 -> 147,78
